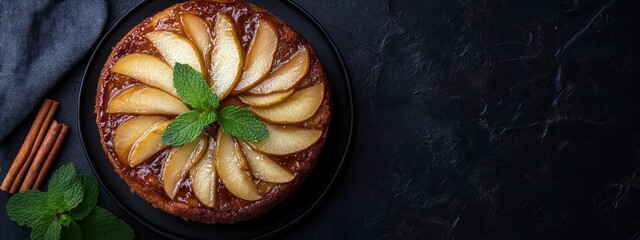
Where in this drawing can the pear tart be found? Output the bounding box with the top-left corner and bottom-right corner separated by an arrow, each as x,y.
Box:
95,0 -> 330,223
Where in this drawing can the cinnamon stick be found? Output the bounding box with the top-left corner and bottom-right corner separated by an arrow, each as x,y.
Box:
20,121 -> 62,191
0,99 -> 55,192
33,123 -> 69,190
9,100 -> 59,193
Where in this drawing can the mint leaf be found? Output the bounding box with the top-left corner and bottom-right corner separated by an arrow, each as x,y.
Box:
47,163 -> 84,211
169,62 -> 271,146
67,177 -> 99,220
7,190 -> 54,227
173,63 -> 219,111
78,207 -> 134,240
46,191 -> 70,214
161,110 -> 212,146
30,217 -> 54,240
43,221 -> 61,240
31,218 -> 61,240
60,221 -> 82,240
205,92 -> 220,110
218,106 -> 268,142
200,110 -> 217,124
7,163 -> 134,240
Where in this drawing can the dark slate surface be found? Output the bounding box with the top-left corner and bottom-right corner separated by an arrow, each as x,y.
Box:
3,0 -> 640,239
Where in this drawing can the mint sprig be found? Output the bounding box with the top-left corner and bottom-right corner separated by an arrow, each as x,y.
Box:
6,163 -> 134,240
173,63 -> 219,111
162,110 -> 216,146
219,106 -> 268,142
67,177 -> 99,220
162,63 -> 268,146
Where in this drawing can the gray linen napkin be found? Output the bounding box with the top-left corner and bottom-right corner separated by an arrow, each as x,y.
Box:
0,0 -> 107,141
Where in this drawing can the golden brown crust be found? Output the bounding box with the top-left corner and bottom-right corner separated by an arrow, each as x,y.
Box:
94,0 -> 331,223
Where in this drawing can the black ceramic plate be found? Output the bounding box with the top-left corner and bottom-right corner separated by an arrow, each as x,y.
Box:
78,0 -> 352,239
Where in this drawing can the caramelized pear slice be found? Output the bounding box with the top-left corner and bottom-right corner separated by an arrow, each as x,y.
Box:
247,47 -> 309,95
233,18 -> 278,93
215,132 -> 260,201
146,30 -> 204,73
210,13 -> 243,99
113,116 -> 166,165
162,136 -> 208,199
107,86 -> 189,116
248,124 -> 322,156
239,141 -> 294,183
128,120 -> 172,167
190,137 -> 217,207
238,89 -> 294,107
251,84 -> 324,124
112,53 -> 178,97
181,13 -> 211,57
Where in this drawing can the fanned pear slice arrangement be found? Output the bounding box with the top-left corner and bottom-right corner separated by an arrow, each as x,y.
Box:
209,13 -> 244,99
146,30 -> 205,74
108,86 -> 189,115
251,84 -> 324,124
249,124 -> 322,156
247,47 -> 310,95
105,12 -> 326,206
239,141 -> 294,183
113,116 -> 167,164
112,53 -> 178,97
215,132 -> 261,201
128,120 -> 172,167
239,89 -> 294,107
181,13 -> 211,57
234,18 -> 279,93
162,136 -> 208,199
190,138 -> 217,207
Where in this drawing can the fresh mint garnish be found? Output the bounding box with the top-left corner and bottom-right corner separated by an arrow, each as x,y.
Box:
161,110 -> 216,146
42,220 -> 61,240
173,63 -> 219,111
47,163 -> 83,211
6,190 -> 53,227
162,63 -> 268,146
6,163 -> 134,240
218,106 -> 268,142
67,177 -> 99,220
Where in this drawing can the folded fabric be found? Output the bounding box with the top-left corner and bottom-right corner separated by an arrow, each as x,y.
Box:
0,0 -> 107,141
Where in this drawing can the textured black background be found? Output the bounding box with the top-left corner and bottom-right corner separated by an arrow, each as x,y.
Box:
3,0 -> 640,239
